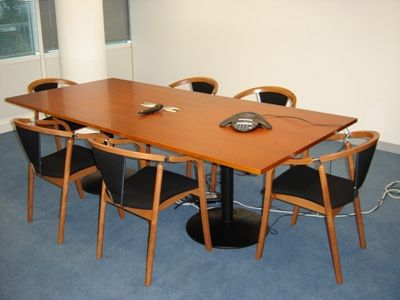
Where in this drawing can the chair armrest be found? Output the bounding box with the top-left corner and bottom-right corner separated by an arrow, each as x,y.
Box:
90,137 -> 146,152
167,156 -> 198,164
325,132 -> 348,142
280,156 -> 314,166
167,156 -> 206,183
167,156 -> 205,178
74,132 -> 108,140
89,137 -> 164,164
36,119 -> 72,132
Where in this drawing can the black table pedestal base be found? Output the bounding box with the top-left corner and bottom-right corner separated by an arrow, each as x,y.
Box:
186,207 -> 261,249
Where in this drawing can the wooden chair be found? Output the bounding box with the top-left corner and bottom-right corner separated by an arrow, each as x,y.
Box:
28,78 -> 92,196
234,85 -> 297,107
89,136 -> 212,286
234,85 -> 304,175
256,131 -> 380,284
14,118 -> 99,244
27,78 -> 81,127
169,76 -> 219,192
28,78 -> 88,148
168,76 -> 218,95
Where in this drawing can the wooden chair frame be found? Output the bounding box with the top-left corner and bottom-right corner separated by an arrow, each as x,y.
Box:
168,76 -> 219,95
89,137 -> 212,286
256,131 -> 379,284
234,85 -> 297,108
27,77 -> 86,203
169,76 -> 219,192
14,118 -> 99,244
27,78 -> 78,121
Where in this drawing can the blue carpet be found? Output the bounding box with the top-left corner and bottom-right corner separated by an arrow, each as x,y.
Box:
0,130 -> 399,300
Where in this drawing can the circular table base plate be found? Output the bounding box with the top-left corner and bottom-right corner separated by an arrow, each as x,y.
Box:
186,207 -> 262,249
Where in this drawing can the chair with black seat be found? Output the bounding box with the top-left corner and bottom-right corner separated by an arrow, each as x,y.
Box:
89,136 -> 212,286
27,78 -> 85,131
169,76 -> 219,192
168,76 -> 218,95
14,118 -> 99,244
234,85 -> 304,184
28,78 -> 93,196
234,85 -> 297,108
256,131 -> 379,284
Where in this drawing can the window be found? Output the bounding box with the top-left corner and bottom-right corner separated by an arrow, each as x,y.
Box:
103,0 -> 130,44
0,0 -> 38,59
0,0 -> 130,60
39,0 -> 57,52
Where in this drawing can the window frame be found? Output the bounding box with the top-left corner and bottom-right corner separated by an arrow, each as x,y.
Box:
0,0 -> 131,61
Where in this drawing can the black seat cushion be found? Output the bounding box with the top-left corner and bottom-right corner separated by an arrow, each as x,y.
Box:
121,166 -> 198,209
272,165 -> 356,209
40,145 -> 95,177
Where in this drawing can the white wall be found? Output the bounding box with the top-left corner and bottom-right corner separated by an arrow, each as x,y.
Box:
0,44 -> 133,133
130,0 -> 400,147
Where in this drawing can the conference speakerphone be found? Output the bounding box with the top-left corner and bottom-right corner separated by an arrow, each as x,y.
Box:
219,112 -> 272,132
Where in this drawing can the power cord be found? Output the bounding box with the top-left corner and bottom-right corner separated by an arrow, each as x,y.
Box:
261,114 -> 354,129
384,180 -> 400,199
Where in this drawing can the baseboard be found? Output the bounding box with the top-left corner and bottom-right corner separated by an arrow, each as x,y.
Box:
0,113 -> 32,134
377,141 -> 400,155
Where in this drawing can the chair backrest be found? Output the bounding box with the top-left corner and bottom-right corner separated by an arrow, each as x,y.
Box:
27,78 -> 77,93
234,86 -> 297,107
91,146 -> 126,204
321,131 -> 379,191
15,122 -> 41,173
14,119 -> 73,175
168,76 -> 218,95
353,133 -> 378,190
89,137 -> 163,205
27,78 -> 78,121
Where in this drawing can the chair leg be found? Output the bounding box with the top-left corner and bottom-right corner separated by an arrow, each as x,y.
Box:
57,183 -> 70,244
256,170 -> 274,260
325,215 -> 343,284
75,180 -> 85,199
186,161 -> 192,178
291,206 -> 300,225
117,207 -> 126,219
54,136 -> 62,151
209,163 -> 218,193
301,149 -> 310,158
353,196 -> 366,249
52,121 -> 63,150
145,220 -> 158,286
96,189 -> 107,259
198,192 -> 212,252
27,164 -> 35,222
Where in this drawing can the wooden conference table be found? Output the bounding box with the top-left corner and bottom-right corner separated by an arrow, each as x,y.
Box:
6,78 -> 357,248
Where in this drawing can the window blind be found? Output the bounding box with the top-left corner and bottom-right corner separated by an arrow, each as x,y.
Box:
39,0 -> 58,52
0,0 -> 130,60
103,0 -> 130,44
0,0 -> 38,59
